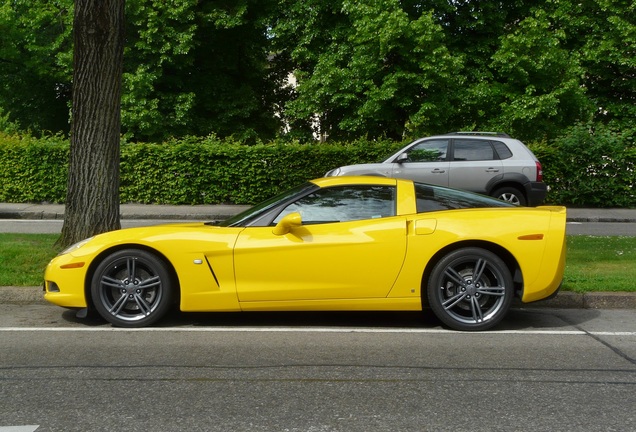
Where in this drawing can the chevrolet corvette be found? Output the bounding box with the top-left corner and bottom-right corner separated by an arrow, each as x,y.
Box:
44,176 -> 566,331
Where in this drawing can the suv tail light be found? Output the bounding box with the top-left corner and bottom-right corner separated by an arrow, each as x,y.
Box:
536,161 -> 543,182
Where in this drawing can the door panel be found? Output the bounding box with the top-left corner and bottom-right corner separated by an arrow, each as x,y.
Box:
392,162 -> 450,185
449,160 -> 503,193
234,218 -> 408,302
391,139 -> 450,185
449,139 -> 503,193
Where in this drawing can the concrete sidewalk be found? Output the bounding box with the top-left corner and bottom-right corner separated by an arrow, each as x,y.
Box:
1,202 -> 636,222
0,203 -> 251,221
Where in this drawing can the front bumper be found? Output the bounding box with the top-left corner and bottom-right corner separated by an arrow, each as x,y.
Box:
43,254 -> 89,308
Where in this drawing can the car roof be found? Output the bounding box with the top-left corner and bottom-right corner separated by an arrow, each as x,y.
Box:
420,132 -> 512,139
310,176 -> 402,188
443,132 -> 512,138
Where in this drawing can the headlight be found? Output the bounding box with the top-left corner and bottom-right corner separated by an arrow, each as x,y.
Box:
325,168 -> 341,177
59,237 -> 94,255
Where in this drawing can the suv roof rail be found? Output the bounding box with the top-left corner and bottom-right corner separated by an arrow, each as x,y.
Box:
447,131 -> 511,138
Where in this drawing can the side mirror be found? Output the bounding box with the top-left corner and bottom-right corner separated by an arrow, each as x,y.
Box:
396,153 -> 409,164
272,212 -> 302,236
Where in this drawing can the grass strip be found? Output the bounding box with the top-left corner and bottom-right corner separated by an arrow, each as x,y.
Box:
562,235 -> 636,293
0,234 -> 61,286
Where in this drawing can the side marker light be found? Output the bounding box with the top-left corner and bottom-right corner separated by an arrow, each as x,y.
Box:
60,262 -> 86,269
518,234 -> 544,240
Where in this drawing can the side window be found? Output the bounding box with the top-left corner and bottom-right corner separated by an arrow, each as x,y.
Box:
414,183 -> 511,212
414,184 -> 456,212
492,140 -> 513,159
273,185 -> 396,224
452,139 -> 495,161
405,139 -> 448,162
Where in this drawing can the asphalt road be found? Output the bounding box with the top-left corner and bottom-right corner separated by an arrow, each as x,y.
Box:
1,305 -> 635,431
2,219 -> 636,236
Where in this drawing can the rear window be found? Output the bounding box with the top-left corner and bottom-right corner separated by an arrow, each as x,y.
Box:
492,141 -> 513,159
414,183 -> 514,213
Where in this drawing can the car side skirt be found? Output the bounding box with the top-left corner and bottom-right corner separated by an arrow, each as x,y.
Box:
237,298 -> 422,312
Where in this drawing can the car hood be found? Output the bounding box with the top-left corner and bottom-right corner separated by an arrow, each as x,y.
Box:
63,222 -> 243,259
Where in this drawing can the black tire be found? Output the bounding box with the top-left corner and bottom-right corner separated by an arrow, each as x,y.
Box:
492,186 -> 526,206
426,248 -> 513,331
91,249 -> 174,327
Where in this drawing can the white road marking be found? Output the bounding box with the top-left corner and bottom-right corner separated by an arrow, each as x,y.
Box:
0,426 -> 39,432
0,327 -> 635,336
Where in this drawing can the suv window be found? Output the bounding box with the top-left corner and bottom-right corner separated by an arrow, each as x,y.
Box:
453,139 -> 495,161
274,185 -> 396,224
492,140 -> 513,159
406,139 -> 448,162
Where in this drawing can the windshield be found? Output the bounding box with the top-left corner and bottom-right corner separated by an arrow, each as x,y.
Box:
214,182 -> 317,227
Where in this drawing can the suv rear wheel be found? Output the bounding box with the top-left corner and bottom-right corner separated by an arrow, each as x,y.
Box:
492,186 -> 525,206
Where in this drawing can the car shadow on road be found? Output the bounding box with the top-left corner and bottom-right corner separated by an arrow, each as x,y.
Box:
61,305 -> 601,331
502,307 -> 601,330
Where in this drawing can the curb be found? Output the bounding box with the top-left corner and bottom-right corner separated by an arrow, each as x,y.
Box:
2,286 -> 635,309
518,291 -> 636,309
1,287 -> 46,305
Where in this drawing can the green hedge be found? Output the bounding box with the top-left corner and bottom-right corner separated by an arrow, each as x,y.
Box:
1,128 -> 634,207
0,134 -> 401,205
119,137 -> 401,204
530,125 -> 636,208
0,133 -> 69,203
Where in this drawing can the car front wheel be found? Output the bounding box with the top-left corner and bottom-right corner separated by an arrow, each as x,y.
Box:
426,248 -> 514,331
91,249 -> 174,327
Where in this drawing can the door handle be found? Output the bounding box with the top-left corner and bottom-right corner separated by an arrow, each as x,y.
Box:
485,168 -> 500,172
431,169 -> 446,174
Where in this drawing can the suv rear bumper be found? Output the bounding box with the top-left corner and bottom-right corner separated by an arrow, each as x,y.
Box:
525,182 -> 547,207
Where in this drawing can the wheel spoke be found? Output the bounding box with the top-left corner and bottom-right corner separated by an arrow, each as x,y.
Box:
470,296 -> 483,322
472,258 -> 487,283
477,285 -> 506,297
137,275 -> 161,290
127,258 -> 136,281
133,293 -> 152,316
444,267 -> 467,288
109,293 -> 129,316
100,276 -> 124,289
442,291 -> 467,310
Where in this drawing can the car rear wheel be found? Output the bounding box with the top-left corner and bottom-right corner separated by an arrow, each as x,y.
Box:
426,248 -> 513,331
492,186 -> 526,206
91,249 -> 174,327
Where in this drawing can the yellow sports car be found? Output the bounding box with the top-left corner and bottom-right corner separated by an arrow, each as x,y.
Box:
44,176 -> 566,331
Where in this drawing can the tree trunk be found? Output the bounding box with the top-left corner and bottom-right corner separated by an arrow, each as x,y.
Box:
58,0 -> 125,248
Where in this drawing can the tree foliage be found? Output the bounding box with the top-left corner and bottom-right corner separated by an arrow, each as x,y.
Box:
0,0 -> 634,142
0,0 -> 73,135
271,0 -> 462,140
486,8 -> 592,139
574,0 -> 636,133
122,0 -> 285,142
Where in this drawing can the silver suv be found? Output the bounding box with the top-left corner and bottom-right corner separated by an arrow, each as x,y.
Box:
325,132 -> 546,206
